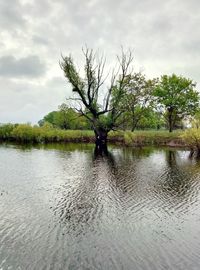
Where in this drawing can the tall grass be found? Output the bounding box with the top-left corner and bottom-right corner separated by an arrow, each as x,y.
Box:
0,124 -> 94,143
0,123 -> 184,146
122,130 -> 184,146
181,128 -> 200,149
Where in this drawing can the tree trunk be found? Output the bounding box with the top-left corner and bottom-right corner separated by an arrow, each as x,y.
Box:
131,116 -> 136,132
196,147 -> 200,158
168,107 -> 173,133
94,128 -> 108,155
131,107 -> 136,132
131,118 -> 140,132
189,148 -> 194,158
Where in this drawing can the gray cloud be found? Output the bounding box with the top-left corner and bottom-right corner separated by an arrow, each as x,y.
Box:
0,0 -> 200,123
0,55 -> 46,78
32,35 -> 50,46
0,76 -> 69,123
0,0 -> 26,30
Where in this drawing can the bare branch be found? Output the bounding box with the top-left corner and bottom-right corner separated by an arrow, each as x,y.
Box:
60,47 -> 135,136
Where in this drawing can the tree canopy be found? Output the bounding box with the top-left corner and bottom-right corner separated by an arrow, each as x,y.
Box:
120,72 -> 158,131
57,48 -> 200,145
60,48 -> 135,150
38,104 -> 91,130
153,74 -> 199,132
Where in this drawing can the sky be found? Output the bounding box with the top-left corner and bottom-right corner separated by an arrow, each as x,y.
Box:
0,0 -> 200,124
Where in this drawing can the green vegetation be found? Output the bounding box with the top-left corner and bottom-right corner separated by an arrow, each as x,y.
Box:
123,130 -> 183,146
181,128 -> 200,157
60,49 -> 199,148
119,72 -> 158,131
0,123 -> 184,146
153,74 -> 199,132
38,103 -> 91,130
0,124 -> 94,143
1,49 -> 200,153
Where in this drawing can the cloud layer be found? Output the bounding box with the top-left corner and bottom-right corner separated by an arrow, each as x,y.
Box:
0,55 -> 46,78
0,0 -> 200,123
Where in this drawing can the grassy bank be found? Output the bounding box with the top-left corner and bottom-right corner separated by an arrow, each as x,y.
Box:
122,130 -> 184,146
0,124 -> 185,147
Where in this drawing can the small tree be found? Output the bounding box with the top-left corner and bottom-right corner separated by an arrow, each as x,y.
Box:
56,103 -> 90,130
60,48 -> 134,151
38,104 -> 91,130
121,72 -> 157,131
153,74 -> 199,132
38,111 -> 58,127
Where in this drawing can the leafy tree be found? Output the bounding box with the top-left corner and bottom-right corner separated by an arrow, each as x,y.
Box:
136,108 -> 165,130
55,104 -> 90,130
121,72 -> 157,131
60,48 -> 134,151
38,104 -> 91,130
38,111 -> 58,127
153,74 -> 199,132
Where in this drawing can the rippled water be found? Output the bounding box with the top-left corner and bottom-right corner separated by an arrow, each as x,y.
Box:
1,143 -> 200,270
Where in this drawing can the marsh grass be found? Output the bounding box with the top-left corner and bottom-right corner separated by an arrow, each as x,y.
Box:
123,130 -> 183,146
0,124 -> 184,146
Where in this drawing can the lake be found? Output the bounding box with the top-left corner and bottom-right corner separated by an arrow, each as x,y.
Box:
0,143 -> 200,270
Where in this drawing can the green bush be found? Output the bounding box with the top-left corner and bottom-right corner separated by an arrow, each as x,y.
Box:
11,124 -> 42,142
0,124 -> 16,140
181,128 -> 200,149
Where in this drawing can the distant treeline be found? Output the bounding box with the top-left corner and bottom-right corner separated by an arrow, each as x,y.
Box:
38,103 -> 176,131
37,73 -> 200,133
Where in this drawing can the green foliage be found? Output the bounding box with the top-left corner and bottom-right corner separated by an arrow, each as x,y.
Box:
39,104 -> 91,130
7,124 -> 94,143
60,49 -> 200,137
181,128 -> 200,149
136,109 -> 165,130
191,111 -> 200,129
120,72 -> 157,131
11,124 -> 42,142
153,74 -> 199,132
39,110 -> 60,128
0,123 -> 183,146
0,124 -> 16,140
123,130 -> 182,146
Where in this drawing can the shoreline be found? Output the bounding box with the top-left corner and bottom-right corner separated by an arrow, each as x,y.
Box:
0,136 -> 188,149
0,125 -> 189,148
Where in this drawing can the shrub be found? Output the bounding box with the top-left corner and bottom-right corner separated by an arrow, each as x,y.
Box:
0,124 -> 16,140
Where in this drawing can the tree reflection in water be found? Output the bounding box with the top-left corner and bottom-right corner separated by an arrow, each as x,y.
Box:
52,147 -> 199,233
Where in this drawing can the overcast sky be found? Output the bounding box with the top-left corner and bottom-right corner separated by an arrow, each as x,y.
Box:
0,0 -> 200,123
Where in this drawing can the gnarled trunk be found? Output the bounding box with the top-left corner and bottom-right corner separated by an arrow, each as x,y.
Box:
94,128 -> 108,155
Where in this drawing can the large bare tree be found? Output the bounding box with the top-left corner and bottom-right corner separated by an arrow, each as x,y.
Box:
60,48 -> 134,152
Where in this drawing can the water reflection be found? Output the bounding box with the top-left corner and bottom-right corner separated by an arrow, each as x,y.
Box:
54,147 -> 200,231
1,144 -> 200,269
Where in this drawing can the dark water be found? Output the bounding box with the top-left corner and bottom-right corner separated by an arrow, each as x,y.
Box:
0,143 -> 200,270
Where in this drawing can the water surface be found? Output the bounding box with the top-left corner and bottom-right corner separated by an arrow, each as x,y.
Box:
0,143 -> 200,270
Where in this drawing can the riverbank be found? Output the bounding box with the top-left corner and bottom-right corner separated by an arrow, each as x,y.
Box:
0,124 -> 186,147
